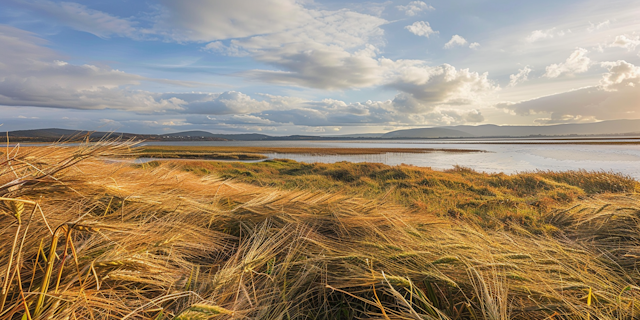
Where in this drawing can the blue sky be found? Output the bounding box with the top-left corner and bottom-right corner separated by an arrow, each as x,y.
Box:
1,0 -> 639,134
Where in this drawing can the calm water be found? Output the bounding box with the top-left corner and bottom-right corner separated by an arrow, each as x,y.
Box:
13,139 -> 640,179
135,140 -> 640,179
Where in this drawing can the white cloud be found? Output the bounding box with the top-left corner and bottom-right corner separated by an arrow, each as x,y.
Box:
501,60 -> 640,122
500,86 -> 639,123
526,29 -> 554,43
189,3 -> 388,90
387,63 -> 498,113
609,35 -> 640,51
396,1 -> 434,16
587,20 -> 611,32
0,25 -> 184,112
444,35 -> 467,49
469,42 -> 480,49
153,0 -> 308,42
600,60 -> 640,91
14,0 -> 137,38
173,91 -> 271,115
508,66 -> 532,87
524,27 -> 571,43
543,48 -> 591,78
242,44 -> 385,90
404,21 -> 438,38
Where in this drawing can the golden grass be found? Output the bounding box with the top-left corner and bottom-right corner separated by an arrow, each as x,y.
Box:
1,142 -> 639,319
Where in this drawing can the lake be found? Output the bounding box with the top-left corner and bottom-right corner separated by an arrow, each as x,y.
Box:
136,139 -> 640,179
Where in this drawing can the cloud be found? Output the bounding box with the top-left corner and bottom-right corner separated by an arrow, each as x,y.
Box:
153,0 -> 307,42
469,42 -> 480,50
500,86 -> 639,123
190,3 -> 388,90
444,35 -> 467,49
508,66 -> 532,87
1,22 -> 496,131
169,91 -> 271,115
526,29 -> 554,43
0,25 -> 184,112
405,21 -> 438,38
501,61 -> 640,122
600,60 -> 640,91
242,44 -> 384,90
609,35 -> 640,51
12,0 -> 137,38
543,48 -> 591,78
396,1 -> 434,16
387,63 -> 498,113
587,20 -> 611,32
524,27 -> 572,43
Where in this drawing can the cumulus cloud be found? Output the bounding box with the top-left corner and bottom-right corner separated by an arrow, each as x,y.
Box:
526,29 -> 554,43
405,21 -> 438,38
501,60 -> 640,122
189,99 -> 485,128
543,48 -> 591,78
469,42 -> 480,49
600,60 -> 640,91
444,35 -> 467,49
396,1 -> 434,16
387,63 -> 498,113
508,66 -> 532,87
609,35 -> 640,51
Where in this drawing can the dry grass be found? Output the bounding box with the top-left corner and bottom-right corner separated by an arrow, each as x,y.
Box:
1,142 -> 639,319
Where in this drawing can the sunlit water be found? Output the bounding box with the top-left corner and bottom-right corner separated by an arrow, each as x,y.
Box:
135,140 -> 640,179
14,139 -> 640,179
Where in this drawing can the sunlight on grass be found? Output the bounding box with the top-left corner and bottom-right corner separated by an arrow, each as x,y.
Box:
1,142 -> 639,319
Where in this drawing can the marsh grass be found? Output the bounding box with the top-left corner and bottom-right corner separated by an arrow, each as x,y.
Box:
1,142 -> 639,319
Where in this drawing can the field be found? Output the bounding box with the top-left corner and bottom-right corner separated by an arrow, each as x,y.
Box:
2,142 -> 640,319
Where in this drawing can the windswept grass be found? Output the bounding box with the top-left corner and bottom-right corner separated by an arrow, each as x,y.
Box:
169,159 -> 639,232
1,142 -> 639,319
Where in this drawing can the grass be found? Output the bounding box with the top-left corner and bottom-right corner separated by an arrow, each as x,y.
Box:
1,142 -> 640,319
168,159 -> 639,232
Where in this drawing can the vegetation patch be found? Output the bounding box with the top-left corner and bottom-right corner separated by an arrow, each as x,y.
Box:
1,143 -> 639,319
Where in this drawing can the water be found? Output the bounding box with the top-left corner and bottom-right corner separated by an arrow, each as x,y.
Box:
138,140 -> 640,179
13,139 -> 640,179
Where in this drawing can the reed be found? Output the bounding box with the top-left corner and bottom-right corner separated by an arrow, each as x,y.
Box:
1,141 -> 639,319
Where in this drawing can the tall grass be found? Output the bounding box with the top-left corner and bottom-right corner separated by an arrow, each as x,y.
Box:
1,142 -> 639,319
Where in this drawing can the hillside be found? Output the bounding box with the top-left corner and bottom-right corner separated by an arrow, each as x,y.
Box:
385,119 -> 640,139
382,128 -> 474,138
6,129 -> 229,142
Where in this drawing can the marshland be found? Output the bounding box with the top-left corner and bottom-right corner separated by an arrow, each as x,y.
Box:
1,141 -> 640,319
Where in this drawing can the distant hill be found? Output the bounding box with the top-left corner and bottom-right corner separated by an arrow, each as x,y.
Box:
6,119 -> 640,142
382,128 -> 474,139
7,129 -> 228,142
383,119 -> 640,139
165,131 -> 271,141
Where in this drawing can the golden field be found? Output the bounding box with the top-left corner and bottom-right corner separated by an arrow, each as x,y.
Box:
1,142 -> 640,319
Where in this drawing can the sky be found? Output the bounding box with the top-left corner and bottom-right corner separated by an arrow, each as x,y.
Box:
0,0 -> 639,135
